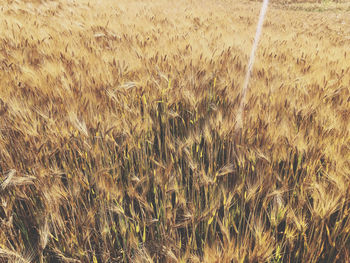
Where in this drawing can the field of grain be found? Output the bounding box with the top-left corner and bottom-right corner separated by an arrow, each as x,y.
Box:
1,0 -> 350,262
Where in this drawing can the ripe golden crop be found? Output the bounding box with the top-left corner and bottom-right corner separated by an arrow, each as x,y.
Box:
1,0 -> 350,262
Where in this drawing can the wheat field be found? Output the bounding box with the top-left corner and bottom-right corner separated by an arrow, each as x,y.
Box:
1,0 -> 350,262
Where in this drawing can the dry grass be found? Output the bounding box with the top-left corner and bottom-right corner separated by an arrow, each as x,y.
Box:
1,0 -> 350,262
